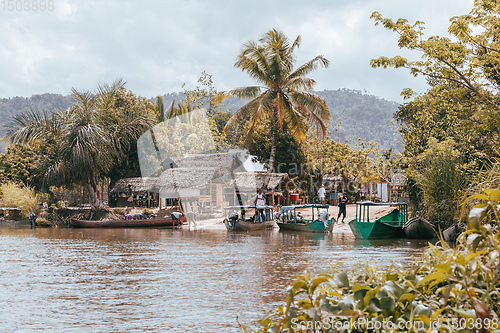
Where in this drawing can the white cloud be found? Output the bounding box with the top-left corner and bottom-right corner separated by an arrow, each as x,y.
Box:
0,0 -> 476,102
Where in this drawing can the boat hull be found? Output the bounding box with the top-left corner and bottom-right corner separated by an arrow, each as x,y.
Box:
349,209 -> 407,239
224,218 -> 275,232
277,219 -> 333,233
71,218 -> 183,228
403,217 -> 436,239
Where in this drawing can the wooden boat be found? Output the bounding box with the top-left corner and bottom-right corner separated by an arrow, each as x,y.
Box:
442,222 -> 466,242
348,201 -> 408,239
403,216 -> 437,239
223,206 -> 275,232
71,216 -> 185,228
276,204 -> 334,233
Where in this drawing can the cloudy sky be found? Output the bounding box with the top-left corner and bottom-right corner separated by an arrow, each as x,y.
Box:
1,0 -> 473,102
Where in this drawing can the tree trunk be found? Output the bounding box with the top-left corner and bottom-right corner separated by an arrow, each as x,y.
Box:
263,108 -> 279,191
88,174 -> 103,210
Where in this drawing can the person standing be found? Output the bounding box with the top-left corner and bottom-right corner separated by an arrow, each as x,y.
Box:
186,211 -> 197,229
29,212 -> 36,229
256,190 -> 266,207
360,186 -> 366,201
337,194 -> 348,223
318,185 -> 326,204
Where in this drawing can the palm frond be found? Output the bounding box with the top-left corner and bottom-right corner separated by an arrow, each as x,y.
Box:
225,86 -> 263,99
223,95 -> 264,133
289,55 -> 330,82
291,91 -> 330,122
7,108 -> 63,144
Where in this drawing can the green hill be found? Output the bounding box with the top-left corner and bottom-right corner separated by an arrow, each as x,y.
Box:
0,89 -> 402,153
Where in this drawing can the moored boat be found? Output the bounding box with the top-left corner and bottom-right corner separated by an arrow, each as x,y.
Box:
223,206 -> 275,232
403,216 -> 437,239
71,216 -> 184,228
276,204 -> 333,233
348,201 -> 408,239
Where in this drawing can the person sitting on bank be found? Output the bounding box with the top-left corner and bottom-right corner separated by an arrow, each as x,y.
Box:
337,194 -> 348,223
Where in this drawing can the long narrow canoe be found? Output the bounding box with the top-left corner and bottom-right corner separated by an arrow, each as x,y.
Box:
71,217 -> 184,228
403,216 -> 437,239
348,201 -> 408,239
276,204 -> 334,233
223,206 -> 275,232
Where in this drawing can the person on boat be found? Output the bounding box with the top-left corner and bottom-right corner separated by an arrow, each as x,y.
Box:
318,185 -> 326,204
171,211 -> 184,225
256,190 -> 266,206
337,194 -> 348,223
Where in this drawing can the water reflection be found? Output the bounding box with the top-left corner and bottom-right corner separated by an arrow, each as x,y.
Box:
0,227 -> 432,332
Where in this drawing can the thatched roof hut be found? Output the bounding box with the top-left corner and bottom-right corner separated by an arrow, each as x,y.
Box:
110,177 -> 160,194
231,172 -> 296,192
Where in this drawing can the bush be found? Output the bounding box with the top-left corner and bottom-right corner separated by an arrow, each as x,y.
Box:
246,189 -> 500,332
0,181 -> 39,218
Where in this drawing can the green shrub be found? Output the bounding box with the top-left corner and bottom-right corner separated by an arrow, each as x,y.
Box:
246,189 -> 500,332
0,181 -> 39,218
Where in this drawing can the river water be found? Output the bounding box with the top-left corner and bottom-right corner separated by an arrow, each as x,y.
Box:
0,225 -> 431,332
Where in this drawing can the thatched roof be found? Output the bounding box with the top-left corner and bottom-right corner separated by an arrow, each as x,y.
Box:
111,152 -> 245,193
111,177 -> 160,193
390,172 -> 407,186
231,172 -> 296,192
177,151 -> 243,171
158,167 -> 221,189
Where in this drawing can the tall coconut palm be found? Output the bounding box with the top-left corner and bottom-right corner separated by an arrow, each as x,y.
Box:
222,29 -> 331,189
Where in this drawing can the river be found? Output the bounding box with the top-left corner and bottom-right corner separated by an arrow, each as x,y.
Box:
0,225 -> 431,332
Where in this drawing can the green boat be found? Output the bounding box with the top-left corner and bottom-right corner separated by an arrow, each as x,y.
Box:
276,204 -> 334,233
348,201 -> 408,239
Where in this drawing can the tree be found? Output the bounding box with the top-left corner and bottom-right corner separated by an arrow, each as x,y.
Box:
221,29 -> 330,189
7,80 -> 156,209
370,1 -> 500,153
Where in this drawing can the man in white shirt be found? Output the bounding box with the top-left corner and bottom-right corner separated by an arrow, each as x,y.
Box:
318,185 -> 326,204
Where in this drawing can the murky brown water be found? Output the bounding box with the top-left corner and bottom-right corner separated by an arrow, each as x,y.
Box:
0,226 -> 431,332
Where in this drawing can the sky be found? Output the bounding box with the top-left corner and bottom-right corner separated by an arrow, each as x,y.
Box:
0,0 -> 474,103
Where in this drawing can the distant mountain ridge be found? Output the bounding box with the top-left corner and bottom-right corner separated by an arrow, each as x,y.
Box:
0,89 -> 402,153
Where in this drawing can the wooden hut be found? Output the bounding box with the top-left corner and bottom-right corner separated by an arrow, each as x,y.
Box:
109,177 -> 160,208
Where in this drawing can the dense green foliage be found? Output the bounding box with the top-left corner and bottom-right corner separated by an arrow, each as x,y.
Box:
408,138 -> 467,225
0,181 -> 39,217
371,0 -> 500,220
245,188 -> 500,333
6,80 -> 157,209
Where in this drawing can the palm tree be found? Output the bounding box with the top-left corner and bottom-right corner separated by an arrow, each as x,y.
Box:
222,29 -> 331,189
8,80 -> 156,210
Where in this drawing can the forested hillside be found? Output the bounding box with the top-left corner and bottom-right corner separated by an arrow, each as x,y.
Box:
0,89 -> 401,153
0,94 -> 73,153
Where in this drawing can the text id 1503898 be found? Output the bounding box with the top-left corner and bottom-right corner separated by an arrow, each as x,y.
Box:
1,0 -> 54,11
